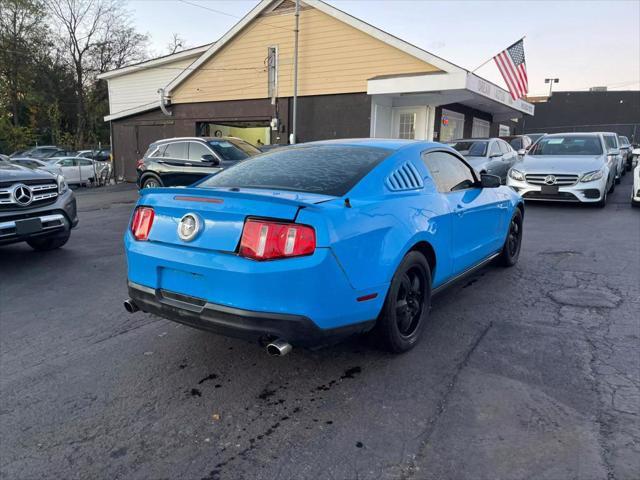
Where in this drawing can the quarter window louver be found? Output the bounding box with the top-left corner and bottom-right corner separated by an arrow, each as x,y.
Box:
386,163 -> 424,191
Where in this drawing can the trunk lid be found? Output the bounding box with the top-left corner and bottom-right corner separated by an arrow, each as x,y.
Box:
140,187 -> 334,252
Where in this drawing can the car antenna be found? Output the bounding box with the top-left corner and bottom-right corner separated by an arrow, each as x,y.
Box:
344,198 -> 352,208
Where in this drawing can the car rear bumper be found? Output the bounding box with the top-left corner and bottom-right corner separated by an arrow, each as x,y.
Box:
128,281 -> 375,347
125,232 -> 387,333
0,189 -> 78,245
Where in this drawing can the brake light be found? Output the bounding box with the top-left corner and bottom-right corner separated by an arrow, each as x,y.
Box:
239,219 -> 316,260
130,207 -> 155,241
136,158 -> 145,170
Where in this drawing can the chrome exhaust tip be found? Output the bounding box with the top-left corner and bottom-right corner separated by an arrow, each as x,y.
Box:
123,298 -> 139,314
266,339 -> 292,357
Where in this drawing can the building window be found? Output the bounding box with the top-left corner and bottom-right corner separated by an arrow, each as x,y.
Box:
471,118 -> 490,138
499,124 -> 511,136
440,109 -> 464,141
398,113 -> 416,139
267,46 -> 278,99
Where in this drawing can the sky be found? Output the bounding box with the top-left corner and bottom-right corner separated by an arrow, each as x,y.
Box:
127,0 -> 640,96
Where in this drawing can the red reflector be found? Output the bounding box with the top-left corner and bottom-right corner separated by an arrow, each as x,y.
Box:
239,219 -> 315,260
357,293 -> 378,302
130,207 -> 155,241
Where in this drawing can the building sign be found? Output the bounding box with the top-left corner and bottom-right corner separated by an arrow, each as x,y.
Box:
466,74 -> 535,116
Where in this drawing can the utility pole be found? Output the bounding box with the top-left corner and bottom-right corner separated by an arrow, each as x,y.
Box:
545,77 -> 559,97
291,0 -> 300,144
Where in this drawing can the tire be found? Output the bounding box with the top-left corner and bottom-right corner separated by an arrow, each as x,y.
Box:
141,175 -> 162,189
26,230 -> 71,251
498,209 -> 523,267
374,251 -> 431,353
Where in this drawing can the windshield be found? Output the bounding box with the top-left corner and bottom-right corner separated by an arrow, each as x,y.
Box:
447,141 -> 488,157
528,136 -> 603,156
199,145 -> 391,196
207,139 -> 261,162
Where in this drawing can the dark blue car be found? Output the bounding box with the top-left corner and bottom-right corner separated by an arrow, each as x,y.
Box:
124,139 -> 524,355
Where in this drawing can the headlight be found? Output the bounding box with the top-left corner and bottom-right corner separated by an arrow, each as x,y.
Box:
509,168 -> 525,181
57,175 -> 68,193
580,170 -> 604,182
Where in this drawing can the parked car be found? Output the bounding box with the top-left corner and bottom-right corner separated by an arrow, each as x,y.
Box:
46,157 -> 109,186
632,164 -> 640,207
599,132 -> 625,183
525,133 -> 546,144
0,156 -> 78,250
123,139 -> 524,355
507,133 -> 615,207
77,148 -> 111,162
618,136 -> 633,171
136,136 -> 261,189
501,135 -> 533,155
0,154 -> 9,162
10,157 -> 63,176
632,144 -> 640,168
12,146 -> 75,159
446,138 -> 518,183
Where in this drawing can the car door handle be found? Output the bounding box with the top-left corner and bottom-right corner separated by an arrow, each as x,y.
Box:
455,205 -> 465,217
184,162 -> 193,166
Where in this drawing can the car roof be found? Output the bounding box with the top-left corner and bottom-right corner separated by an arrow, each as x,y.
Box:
545,132 -> 603,137
293,138 -> 448,151
152,136 -> 243,144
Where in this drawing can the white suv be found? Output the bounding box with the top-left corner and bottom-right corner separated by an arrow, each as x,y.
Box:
599,132 -> 625,183
507,133 -> 616,208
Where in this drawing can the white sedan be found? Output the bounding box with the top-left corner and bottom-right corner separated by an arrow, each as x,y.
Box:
632,164 -> 640,207
11,157 -> 63,176
46,157 -> 110,186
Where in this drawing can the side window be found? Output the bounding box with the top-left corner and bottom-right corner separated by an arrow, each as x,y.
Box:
150,145 -> 166,158
59,158 -> 76,167
489,141 -> 501,156
501,140 -> 513,153
188,142 -> 213,161
422,151 -> 476,193
78,159 -> 93,166
163,142 -> 188,159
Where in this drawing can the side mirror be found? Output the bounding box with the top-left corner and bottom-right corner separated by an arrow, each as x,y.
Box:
480,173 -> 501,188
201,154 -> 220,166
517,149 -> 526,156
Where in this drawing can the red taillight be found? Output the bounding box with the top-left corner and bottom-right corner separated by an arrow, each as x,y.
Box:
130,207 -> 155,241
239,219 -> 316,260
136,158 -> 145,170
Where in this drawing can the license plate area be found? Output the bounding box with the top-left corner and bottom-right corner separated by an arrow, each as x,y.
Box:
541,185 -> 559,195
15,218 -> 42,235
158,267 -> 208,303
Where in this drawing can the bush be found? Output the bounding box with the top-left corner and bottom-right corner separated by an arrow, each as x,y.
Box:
0,117 -> 38,155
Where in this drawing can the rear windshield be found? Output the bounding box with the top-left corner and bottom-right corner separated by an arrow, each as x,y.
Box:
447,141 -> 488,157
207,139 -> 260,161
529,136 -> 603,156
199,145 -> 391,196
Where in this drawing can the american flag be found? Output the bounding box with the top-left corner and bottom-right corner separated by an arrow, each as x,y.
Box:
493,39 -> 528,100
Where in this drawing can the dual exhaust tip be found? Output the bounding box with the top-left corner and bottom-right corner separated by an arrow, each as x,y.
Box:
123,298 -> 292,356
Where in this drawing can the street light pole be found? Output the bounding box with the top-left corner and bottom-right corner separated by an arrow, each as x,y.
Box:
544,77 -> 559,97
291,0 -> 300,145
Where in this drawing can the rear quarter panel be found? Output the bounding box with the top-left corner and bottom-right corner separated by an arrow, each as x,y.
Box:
297,145 -> 454,292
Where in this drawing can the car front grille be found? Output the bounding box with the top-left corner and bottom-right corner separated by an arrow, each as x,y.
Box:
0,181 -> 59,210
525,174 -> 579,186
522,191 -> 579,201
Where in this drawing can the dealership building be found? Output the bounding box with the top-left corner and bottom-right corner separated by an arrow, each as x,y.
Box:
99,0 -> 534,181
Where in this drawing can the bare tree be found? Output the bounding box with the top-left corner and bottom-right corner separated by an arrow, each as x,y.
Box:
167,33 -> 186,55
48,0 -> 147,145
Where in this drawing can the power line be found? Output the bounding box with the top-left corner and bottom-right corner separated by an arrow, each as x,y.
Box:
176,0 -> 294,33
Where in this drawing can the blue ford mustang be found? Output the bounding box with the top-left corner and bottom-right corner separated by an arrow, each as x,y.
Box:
124,139 -> 524,355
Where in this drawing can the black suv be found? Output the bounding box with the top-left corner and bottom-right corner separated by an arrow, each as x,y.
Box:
0,157 -> 78,250
136,137 -> 261,189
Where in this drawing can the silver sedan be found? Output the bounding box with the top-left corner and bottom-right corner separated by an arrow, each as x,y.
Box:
506,133 -> 615,208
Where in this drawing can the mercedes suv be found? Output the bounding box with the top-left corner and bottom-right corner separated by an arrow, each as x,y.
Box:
506,133 -> 615,208
0,157 -> 78,250
136,137 -> 261,189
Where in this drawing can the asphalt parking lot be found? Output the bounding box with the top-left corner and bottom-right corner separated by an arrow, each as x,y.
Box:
1,177 -> 638,480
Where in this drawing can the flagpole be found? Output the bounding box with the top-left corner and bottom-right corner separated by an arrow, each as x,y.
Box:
472,36 -> 526,73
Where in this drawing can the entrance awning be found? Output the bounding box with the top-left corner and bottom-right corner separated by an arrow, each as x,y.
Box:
367,71 -> 534,121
